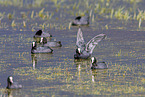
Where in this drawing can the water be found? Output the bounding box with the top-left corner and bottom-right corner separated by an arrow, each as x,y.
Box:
0,0 -> 145,96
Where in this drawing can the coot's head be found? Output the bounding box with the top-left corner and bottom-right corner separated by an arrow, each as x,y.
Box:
50,34 -> 52,37
76,48 -> 81,55
75,16 -> 81,20
32,42 -> 37,49
7,76 -> 13,85
71,16 -> 82,25
35,30 -> 42,35
58,41 -> 62,47
74,48 -> 81,59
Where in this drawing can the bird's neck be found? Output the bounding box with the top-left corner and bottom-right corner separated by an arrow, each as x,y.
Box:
32,46 -> 37,50
92,62 -> 97,66
7,82 -> 12,88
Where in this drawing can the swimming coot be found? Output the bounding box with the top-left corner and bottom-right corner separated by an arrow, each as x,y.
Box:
31,41 -> 53,54
6,76 -> 22,89
91,57 -> 108,69
71,16 -> 89,26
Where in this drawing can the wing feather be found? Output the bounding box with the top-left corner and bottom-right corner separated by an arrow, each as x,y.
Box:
76,28 -> 85,50
86,34 -> 106,54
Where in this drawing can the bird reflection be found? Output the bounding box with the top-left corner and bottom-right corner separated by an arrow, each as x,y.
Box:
90,67 -> 108,83
31,54 -> 37,69
6,89 -> 22,97
74,59 -> 108,83
77,64 -> 81,81
92,75 -> 95,82
31,53 -> 53,69
74,60 -> 90,81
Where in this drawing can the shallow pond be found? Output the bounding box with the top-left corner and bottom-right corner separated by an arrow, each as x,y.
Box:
0,0 -> 145,96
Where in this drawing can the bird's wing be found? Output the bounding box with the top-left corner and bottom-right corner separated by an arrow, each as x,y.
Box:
80,16 -> 89,24
86,34 -> 106,54
42,31 -> 51,37
76,28 -> 85,50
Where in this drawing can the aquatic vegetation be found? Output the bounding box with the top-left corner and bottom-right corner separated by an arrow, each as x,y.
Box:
110,8 -> 114,19
0,0 -> 45,7
138,18 -> 142,28
7,13 -> 13,20
11,20 -> 16,27
39,8 -> 45,19
0,22 -> 8,28
116,49 -> 122,57
0,0 -> 144,30
23,21 -> 26,28
14,60 -> 74,81
31,11 -> 34,19
105,24 -> 108,29
0,12 -> 4,21
13,59 -> 145,96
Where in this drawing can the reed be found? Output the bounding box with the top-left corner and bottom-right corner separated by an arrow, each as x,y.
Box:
7,13 -> 13,20
11,20 -> 16,27
136,9 -> 143,20
123,10 -> 131,20
68,22 -> 71,30
138,18 -> 142,28
21,12 -> 27,19
91,14 -> 95,22
116,49 -> 122,56
114,7 -> 124,20
105,24 -> 108,29
31,11 -> 34,19
73,3 -> 77,10
39,8 -> 45,18
23,21 -> 26,28
110,8 -> 114,19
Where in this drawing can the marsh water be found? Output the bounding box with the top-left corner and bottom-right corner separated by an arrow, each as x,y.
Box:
0,0 -> 145,96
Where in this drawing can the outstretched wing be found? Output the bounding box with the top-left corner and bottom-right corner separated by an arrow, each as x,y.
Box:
86,34 -> 106,54
76,28 -> 85,50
